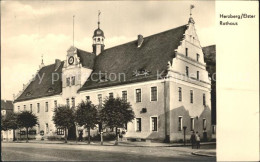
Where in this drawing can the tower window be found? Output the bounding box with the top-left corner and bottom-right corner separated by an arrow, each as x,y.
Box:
203,94 -> 206,106
186,66 -> 189,76
196,54 -> 200,61
97,38 -> 100,42
37,103 -> 40,113
197,71 -> 200,80
190,90 -> 193,103
178,87 -> 182,101
185,48 -> 188,57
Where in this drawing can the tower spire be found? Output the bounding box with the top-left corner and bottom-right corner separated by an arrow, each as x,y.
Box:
188,5 -> 195,24
190,4 -> 194,17
98,10 -> 101,29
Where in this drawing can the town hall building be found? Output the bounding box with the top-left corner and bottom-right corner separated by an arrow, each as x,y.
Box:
13,14 -> 213,142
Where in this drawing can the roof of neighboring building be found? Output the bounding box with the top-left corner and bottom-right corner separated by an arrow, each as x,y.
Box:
1,100 -> 14,110
79,24 -> 188,91
14,62 -> 64,103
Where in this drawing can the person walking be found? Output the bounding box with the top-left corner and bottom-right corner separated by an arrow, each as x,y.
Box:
190,131 -> 196,149
195,131 -> 200,149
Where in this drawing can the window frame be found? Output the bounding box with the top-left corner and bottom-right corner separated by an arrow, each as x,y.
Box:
135,118 -> 142,132
30,104 -> 33,112
151,116 -> 158,132
135,88 -> 142,103
122,91 -> 127,102
45,102 -> 48,112
178,87 -> 182,101
178,116 -> 183,131
37,103 -> 40,113
57,128 -> 65,135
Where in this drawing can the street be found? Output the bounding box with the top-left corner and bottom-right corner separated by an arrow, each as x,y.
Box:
2,142 -> 216,161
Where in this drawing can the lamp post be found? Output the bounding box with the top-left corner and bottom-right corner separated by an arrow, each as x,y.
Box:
183,126 -> 187,145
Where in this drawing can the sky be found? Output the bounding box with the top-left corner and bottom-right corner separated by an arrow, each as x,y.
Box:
1,1 -> 215,100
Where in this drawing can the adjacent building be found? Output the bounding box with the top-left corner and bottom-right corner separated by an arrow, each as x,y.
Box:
13,15 -> 214,142
1,100 -> 14,141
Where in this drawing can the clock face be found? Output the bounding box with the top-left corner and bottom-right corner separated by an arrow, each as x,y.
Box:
68,56 -> 74,65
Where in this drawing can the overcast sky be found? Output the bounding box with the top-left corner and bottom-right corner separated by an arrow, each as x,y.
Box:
1,1 -> 215,100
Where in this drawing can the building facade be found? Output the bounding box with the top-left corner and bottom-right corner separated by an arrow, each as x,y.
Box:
13,16 -> 213,142
1,100 -> 14,141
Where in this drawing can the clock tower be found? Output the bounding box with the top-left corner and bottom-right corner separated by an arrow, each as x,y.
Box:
93,11 -> 105,56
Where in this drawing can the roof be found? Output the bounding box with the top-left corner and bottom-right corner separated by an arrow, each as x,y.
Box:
79,24 -> 188,91
1,100 -> 14,110
77,49 -> 96,69
93,28 -> 105,38
14,62 -> 64,103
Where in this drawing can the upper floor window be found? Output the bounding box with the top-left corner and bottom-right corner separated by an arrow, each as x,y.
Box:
196,53 -> 200,61
185,48 -> 188,57
178,116 -> 183,131
151,117 -> 158,131
197,71 -> 200,80
190,90 -> 193,103
37,103 -> 40,113
186,66 -> 189,76
122,91 -> 127,102
109,93 -> 114,99
30,104 -> 32,112
66,98 -> 70,107
151,87 -> 157,101
98,94 -> 102,106
66,78 -> 70,86
178,87 -> 182,101
71,76 -> 75,85
54,100 -> 57,108
45,102 -> 48,112
24,105 -> 26,111
203,94 -> 206,106
71,98 -> 75,108
136,89 -> 141,102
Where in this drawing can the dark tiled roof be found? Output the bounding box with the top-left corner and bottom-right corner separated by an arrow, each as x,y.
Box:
79,24 -> 187,91
77,49 -> 96,69
1,100 -> 14,110
14,62 -> 64,103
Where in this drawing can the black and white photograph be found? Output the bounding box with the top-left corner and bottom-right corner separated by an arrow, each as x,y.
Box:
1,1 -> 259,161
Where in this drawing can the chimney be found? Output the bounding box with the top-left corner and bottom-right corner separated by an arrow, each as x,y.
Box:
55,59 -> 61,70
137,35 -> 144,48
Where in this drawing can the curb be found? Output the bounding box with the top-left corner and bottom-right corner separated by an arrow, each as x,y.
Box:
191,151 -> 216,157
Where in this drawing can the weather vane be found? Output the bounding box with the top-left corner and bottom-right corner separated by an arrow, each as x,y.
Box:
190,5 -> 195,17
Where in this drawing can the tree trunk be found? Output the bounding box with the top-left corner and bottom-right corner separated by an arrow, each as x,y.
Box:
100,131 -> 103,145
64,127 -> 68,143
26,128 -> 29,143
115,127 -> 118,145
19,129 -> 21,141
87,127 -> 91,144
6,130 -> 9,142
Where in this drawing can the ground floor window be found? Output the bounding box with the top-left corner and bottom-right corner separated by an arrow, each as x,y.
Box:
178,116 -> 183,131
136,118 -> 141,132
151,117 -> 158,131
203,119 -> 207,130
29,130 -> 36,135
57,128 -> 64,135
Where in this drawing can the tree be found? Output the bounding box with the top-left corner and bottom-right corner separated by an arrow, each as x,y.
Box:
100,97 -> 135,145
52,105 -> 75,143
17,111 -> 38,142
1,112 -> 19,141
75,101 -> 98,144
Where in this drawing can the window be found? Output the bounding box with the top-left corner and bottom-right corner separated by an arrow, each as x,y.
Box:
178,116 -> 183,131
66,77 -> 70,86
46,123 -> 49,134
178,87 -> 182,101
203,94 -> 206,106
185,48 -> 188,57
86,96 -> 90,101
203,119 -> 207,130
136,118 -> 141,131
190,90 -> 193,103
24,105 -> 26,111
30,104 -> 32,112
197,71 -> 200,80
109,93 -> 114,99
45,102 -> 48,112
71,98 -> 75,108
186,66 -> 189,76
54,100 -> 57,108
57,128 -> 64,135
66,98 -> 70,107
71,76 -> 75,85
196,53 -> 200,61
37,103 -> 40,113
136,89 -> 141,102
190,118 -> 194,131
151,117 -> 158,131
98,38 -> 100,42
29,130 -> 36,135
98,94 -> 102,106
122,91 -> 127,101
151,87 -> 157,101
18,106 -> 20,112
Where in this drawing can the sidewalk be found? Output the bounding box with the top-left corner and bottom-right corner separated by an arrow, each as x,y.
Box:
5,140 -> 216,147
192,149 -> 216,157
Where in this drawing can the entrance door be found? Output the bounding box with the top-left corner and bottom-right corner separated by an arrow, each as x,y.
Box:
68,124 -> 76,140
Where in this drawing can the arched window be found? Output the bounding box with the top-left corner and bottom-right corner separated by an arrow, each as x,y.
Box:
98,38 -> 100,42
